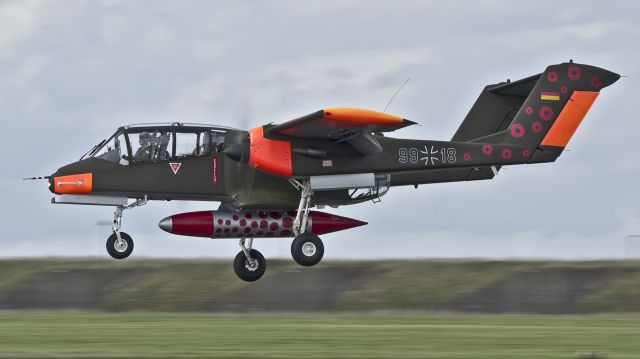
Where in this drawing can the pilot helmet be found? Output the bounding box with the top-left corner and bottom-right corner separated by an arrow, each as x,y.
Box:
139,132 -> 151,143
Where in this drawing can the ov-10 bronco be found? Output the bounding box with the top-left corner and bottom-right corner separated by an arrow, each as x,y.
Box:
31,61 -> 619,281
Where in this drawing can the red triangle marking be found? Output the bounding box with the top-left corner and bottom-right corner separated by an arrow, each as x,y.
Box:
169,162 -> 182,174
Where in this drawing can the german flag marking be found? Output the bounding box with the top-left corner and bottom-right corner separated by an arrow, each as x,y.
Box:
541,91 -> 560,101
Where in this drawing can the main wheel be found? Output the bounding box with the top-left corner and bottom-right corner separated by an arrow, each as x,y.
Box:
291,233 -> 324,267
233,249 -> 266,282
106,232 -> 134,259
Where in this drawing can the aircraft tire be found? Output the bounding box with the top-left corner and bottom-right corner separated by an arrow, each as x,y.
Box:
291,233 -> 324,267
106,232 -> 134,259
233,249 -> 266,282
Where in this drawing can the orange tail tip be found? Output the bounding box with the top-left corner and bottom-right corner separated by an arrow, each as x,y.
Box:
541,91 -> 599,148
53,173 -> 92,194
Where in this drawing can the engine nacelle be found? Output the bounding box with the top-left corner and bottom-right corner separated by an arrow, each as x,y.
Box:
158,210 -> 366,238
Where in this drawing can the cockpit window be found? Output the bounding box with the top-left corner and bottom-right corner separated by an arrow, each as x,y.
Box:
129,130 -> 172,163
175,130 -> 226,157
88,125 -> 227,165
92,132 -> 128,165
174,132 -> 199,158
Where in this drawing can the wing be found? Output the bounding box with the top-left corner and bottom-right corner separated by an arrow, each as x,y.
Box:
267,108 -> 415,139
266,108 -> 416,156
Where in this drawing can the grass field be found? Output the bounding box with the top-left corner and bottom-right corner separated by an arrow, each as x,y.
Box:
0,312 -> 638,358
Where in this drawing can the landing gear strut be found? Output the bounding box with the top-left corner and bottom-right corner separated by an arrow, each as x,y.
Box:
289,179 -> 324,267
106,196 -> 147,260
233,237 -> 266,282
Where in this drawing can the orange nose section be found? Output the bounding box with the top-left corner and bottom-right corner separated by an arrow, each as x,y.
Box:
53,173 -> 93,194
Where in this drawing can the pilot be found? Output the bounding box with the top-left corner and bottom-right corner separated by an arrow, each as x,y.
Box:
134,132 -> 153,161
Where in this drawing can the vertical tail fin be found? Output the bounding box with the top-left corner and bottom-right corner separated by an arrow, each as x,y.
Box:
499,61 -> 619,163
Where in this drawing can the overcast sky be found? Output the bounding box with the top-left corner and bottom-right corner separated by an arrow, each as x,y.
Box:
2,0 -> 639,259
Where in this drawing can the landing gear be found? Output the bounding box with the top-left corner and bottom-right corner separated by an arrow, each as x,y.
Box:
106,196 -> 147,260
289,179 -> 325,267
106,232 -> 134,259
291,232 -> 324,266
233,238 -> 266,282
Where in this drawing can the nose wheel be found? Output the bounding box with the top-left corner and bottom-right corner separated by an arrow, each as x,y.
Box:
106,232 -> 134,259
105,196 -> 147,260
233,238 -> 266,282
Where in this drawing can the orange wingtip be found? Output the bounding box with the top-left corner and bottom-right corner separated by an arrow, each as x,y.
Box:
323,108 -> 404,126
541,91 -> 599,147
53,173 -> 93,194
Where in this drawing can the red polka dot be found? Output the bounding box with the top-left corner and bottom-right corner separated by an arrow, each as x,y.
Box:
510,123 -> 525,138
270,212 -> 282,219
251,221 -> 258,228
501,148 -> 512,160
244,227 -> 252,234
522,149 -> 531,157
244,213 -> 253,219
560,86 -> 568,94
546,71 -> 558,82
239,219 -> 247,226
270,222 -> 279,231
217,219 -> 223,225
532,121 -> 543,133
568,66 -> 581,81
591,76 -> 602,89
232,215 -> 239,221
539,106 -> 554,121
482,144 -> 493,156
463,153 -> 471,161
260,220 -> 268,229
216,228 -> 221,233
525,106 -> 533,115
282,217 -> 293,228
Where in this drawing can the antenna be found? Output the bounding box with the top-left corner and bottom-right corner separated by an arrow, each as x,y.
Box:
383,78 -> 410,113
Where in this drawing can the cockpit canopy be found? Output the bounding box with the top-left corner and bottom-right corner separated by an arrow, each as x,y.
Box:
83,123 -> 237,165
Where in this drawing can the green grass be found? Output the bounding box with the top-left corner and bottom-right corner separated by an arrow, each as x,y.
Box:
0,312 -> 638,358
578,269 -> 640,312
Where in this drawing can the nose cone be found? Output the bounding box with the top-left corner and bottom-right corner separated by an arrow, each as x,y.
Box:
158,216 -> 173,233
309,211 -> 368,235
51,173 -> 93,194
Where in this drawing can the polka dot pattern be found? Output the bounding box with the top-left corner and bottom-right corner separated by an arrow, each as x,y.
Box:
486,63 -> 610,167
510,124 -> 525,138
568,66 -> 581,81
211,211 -> 303,238
482,144 -> 493,156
